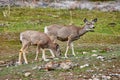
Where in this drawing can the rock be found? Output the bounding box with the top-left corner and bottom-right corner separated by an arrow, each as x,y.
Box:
0,60 -> 5,64
92,74 -> 99,80
86,69 -> 94,72
59,61 -> 73,70
92,50 -> 97,53
60,62 -> 70,70
53,58 -> 59,60
102,75 -> 111,80
80,64 -> 89,69
109,73 -> 120,77
59,60 -> 74,70
91,54 -> 98,57
24,72 -> 31,77
92,78 -> 99,80
82,51 -> 88,54
97,56 -> 104,61
0,68 -> 2,71
44,61 -> 59,71
32,66 -> 38,70
38,65 -> 44,70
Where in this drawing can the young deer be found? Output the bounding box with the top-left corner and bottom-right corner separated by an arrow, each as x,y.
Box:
18,30 -> 61,64
44,18 -> 97,58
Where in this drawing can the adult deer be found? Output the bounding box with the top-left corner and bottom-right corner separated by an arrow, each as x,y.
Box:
18,30 -> 61,64
44,18 -> 97,58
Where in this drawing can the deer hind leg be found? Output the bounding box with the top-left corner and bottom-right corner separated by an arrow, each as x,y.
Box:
65,45 -> 70,58
42,49 -> 49,61
70,42 -> 76,56
22,44 -> 29,64
18,42 -> 29,64
35,45 -> 40,60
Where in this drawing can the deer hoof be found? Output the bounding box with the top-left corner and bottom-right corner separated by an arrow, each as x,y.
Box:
16,61 -> 22,65
65,56 -> 68,58
34,58 -> 38,61
73,54 -> 76,56
53,58 -> 59,60
44,59 -> 49,62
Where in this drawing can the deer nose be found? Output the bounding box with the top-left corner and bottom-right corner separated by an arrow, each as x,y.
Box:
93,26 -> 95,28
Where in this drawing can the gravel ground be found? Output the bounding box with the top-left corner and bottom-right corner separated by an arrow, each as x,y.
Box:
0,0 -> 120,11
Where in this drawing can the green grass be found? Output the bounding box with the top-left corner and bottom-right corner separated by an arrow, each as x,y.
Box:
0,7 -> 119,44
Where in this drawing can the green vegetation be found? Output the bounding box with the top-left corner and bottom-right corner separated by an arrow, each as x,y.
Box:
0,7 -> 120,80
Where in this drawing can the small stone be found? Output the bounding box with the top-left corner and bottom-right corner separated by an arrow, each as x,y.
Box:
86,69 -> 94,72
97,56 -> 104,61
59,60 -> 73,70
32,66 -> 38,70
91,54 -> 97,57
0,68 -> 2,71
53,58 -> 59,60
102,75 -> 111,80
93,78 -> 99,80
45,61 -> 59,71
80,64 -> 89,68
92,50 -> 97,53
0,60 -> 5,64
24,72 -> 31,77
82,51 -> 88,54
60,63 -> 70,70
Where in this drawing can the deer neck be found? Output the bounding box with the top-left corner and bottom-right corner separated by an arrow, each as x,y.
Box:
78,26 -> 88,36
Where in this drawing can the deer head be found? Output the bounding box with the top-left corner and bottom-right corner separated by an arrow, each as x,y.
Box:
83,18 -> 97,32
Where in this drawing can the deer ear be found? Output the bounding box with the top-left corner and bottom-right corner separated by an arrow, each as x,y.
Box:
92,18 -> 97,23
83,18 -> 88,23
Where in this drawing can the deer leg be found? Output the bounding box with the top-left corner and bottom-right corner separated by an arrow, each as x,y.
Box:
65,45 -> 70,58
42,49 -> 49,61
23,51 -> 28,64
18,49 -> 23,65
18,43 -> 28,65
65,41 -> 71,58
35,45 -> 40,60
70,42 -> 76,56
49,49 -> 55,58
22,43 -> 29,64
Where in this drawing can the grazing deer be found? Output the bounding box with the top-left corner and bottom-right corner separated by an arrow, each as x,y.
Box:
44,18 -> 97,58
18,30 -> 61,64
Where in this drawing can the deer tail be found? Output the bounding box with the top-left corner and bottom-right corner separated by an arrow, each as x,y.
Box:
44,26 -> 48,33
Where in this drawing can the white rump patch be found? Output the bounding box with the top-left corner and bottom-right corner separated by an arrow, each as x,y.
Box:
44,26 -> 48,33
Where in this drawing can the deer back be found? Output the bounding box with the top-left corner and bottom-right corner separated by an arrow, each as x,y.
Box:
20,30 -> 51,47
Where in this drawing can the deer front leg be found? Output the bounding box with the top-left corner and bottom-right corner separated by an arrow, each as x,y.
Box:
49,49 -> 55,58
22,44 -> 29,64
18,49 -> 23,65
65,37 -> 71,58
70,42 -> 76,56
42,49 -> 49,61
